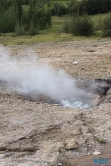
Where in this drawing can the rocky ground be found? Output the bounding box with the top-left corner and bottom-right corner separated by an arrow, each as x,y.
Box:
0,38 -> 111,166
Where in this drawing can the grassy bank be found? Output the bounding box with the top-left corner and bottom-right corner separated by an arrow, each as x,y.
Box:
0,13 -> 109,45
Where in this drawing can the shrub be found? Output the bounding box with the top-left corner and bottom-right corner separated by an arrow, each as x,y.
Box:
15,23 -> 26,36
62,19 -> 71,33
96,137 -> 107,144
29,21 -> 39,36
94,16 -> 103,31
102,13 -> 111,37
68,0 -> 79,15
71,15 -> 94,36
78,0 -> 111,15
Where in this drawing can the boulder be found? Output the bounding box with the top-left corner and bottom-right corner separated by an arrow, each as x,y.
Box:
65,138 -> 78,150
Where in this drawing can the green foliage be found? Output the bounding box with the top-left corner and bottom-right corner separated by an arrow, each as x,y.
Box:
29,21 -> 39,36
22,0 -> 29,5
15,23 -> 26,36
102,13 -> 111,37
51,0 -> 111,16
51,2 -> 67,16
57,0 -> 111,16
1,0 -> 30,5
13,0 -> 23,27
78,0 -> 111,15
0,8 -> 15,33
96,137 -> 107,144
62,15 -> 94,36
62,18 -> 71,33
94,16 -> 103,31
0,0 -> 52,35
71,15 -> 94,36
67,0 -> 79,15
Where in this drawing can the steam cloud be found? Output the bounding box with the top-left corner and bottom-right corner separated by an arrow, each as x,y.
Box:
0,45 -> 90,107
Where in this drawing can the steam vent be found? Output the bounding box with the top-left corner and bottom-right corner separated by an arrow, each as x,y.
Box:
0,41 -> 111,166
0,77 -> 111,109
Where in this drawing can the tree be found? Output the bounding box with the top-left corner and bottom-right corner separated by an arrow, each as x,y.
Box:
0,0 -> 51,35
13,0 -> 23,27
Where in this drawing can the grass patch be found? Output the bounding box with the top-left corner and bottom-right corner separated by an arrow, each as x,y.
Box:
90,13 -> 109,22
51,1 -> 69,4
108,127 -> 111,130
0,13 -> 110,45
52,0 -> 69,2
0,33 -> 74,45
26,151 -> 34,155
96,137 -> 107,144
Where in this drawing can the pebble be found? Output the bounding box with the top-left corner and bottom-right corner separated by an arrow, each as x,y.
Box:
73,61 -> 78,65
3,152 -> 12,158
92,150 -> 101,155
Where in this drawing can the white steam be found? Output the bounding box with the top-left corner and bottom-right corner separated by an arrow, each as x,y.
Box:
0,45 -> 90,108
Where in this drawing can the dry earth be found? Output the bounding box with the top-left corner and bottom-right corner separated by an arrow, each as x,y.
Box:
0,38 -> 111,166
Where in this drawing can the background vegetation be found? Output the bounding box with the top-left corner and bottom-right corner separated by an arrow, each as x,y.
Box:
0,0 -> 51,35
0,0 -> 111,45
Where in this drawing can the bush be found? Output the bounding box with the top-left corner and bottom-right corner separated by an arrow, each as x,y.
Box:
62,19 -> 71,33
68,0 -> 79,15
71,15 -> 94,36
102,13 -> 111,37
78,0 -> 111,15
29,21 -> 39,36
15,23 -> 26,36
94,16 -> 103,31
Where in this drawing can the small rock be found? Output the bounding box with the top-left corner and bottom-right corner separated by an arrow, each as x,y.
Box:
65,138 -> 78,150
73,61 -> 78,65
3,152 -> 12,158
58,163 -> 62,166
87,50 -> 95,52
92,150 -> 101,155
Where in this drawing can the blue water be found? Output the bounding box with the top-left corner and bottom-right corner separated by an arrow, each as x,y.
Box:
61,100 -> 90,109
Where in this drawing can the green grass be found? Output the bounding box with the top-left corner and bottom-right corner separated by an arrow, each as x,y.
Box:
0,32 -> 74,45
96,137 -> 107,144
51,0 -> 81,3
52,0 -> 69,2
52,1 -> 69,4
90,13 -> 109,32
0,15 -> 73,45
0,13 -> 110,45
90,13 -> 108,21
52,0 -> 69,1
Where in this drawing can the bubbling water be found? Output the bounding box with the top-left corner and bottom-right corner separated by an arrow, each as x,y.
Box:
61,100 -> 90,109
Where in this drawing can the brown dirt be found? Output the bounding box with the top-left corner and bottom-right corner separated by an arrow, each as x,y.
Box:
0,39 -> 111,166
